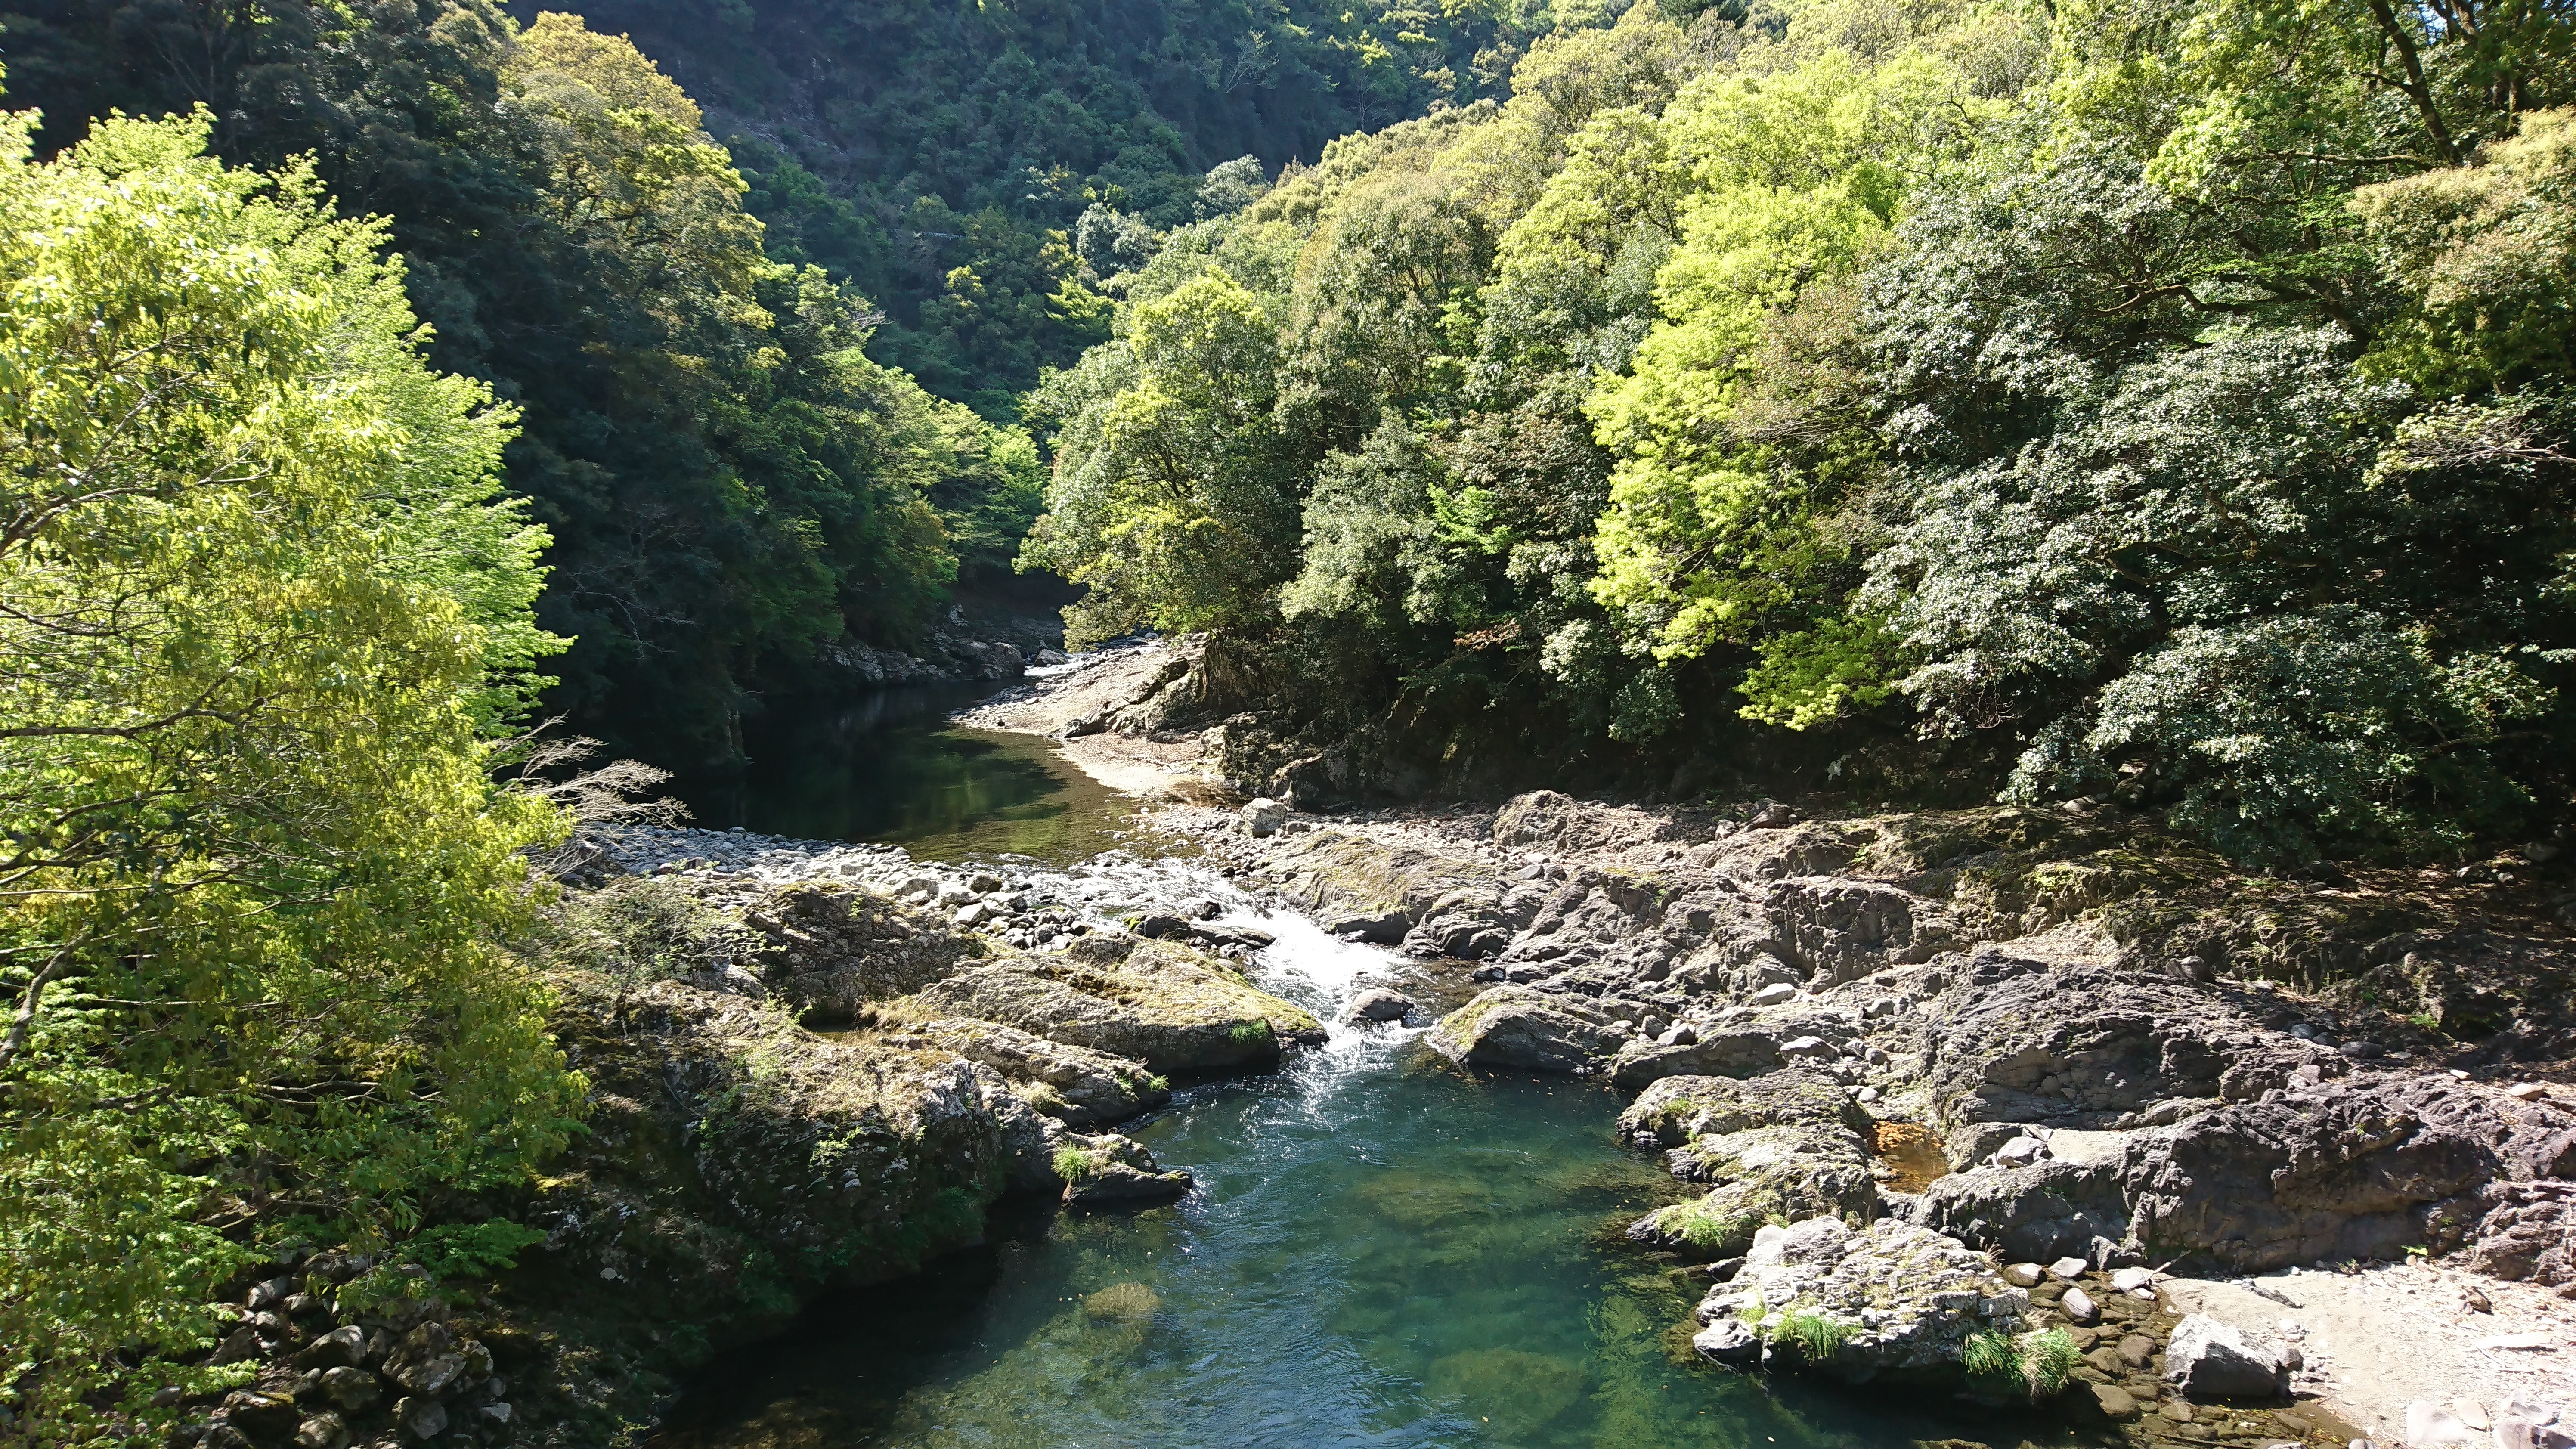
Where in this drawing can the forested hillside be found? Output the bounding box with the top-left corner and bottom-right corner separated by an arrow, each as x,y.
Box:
529,0 -> 1597,414
1027,0 -> 2576,864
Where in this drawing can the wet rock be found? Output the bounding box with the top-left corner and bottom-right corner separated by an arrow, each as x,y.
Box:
1056,1131 -> 1192,1206
2164,1312 -> 2290,1399
1692,1318 -> 1760,1363
1325,909 -> 1408,944
1343,988 -> 1416,1024
1691,1217 -> 2029,1381
1426,986 -> 1625,1071
2090,1383 -> 2141,1420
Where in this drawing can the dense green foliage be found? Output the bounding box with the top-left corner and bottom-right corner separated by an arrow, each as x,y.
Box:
514,0 -> 1630,415
0,111 -> 582,1441
1028,0 -> 2576,861
4,0 -> 1051,764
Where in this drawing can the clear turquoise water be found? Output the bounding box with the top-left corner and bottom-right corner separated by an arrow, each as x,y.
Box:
657,968 -> 2082,1449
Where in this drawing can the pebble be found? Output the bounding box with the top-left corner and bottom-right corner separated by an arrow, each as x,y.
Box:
2509,1082 -> 2550,1101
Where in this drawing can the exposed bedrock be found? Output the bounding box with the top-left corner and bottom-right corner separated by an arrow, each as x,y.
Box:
1252,790 -> 2576,1290
1619,1072 -> 1881,1260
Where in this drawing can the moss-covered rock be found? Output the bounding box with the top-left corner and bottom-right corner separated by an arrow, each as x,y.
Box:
908,935 -> 1322,1074
1426,985 -> 1626,1071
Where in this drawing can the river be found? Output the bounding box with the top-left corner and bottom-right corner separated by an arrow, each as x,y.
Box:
659,688 -> 2070,1449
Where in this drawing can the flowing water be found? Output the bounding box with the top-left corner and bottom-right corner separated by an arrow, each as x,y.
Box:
656,692 -> 2074,1449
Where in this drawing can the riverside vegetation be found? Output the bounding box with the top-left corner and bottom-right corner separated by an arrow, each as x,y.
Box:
6,0 -> 2576,1446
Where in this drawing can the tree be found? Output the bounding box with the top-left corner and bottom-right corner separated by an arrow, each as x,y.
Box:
0,110 -> 582,1441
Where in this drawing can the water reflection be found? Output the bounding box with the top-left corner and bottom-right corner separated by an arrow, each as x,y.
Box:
680,686 -> 1138,863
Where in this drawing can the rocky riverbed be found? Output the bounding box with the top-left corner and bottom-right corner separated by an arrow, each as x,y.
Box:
961,637 -> 2576,1445
164,638 -> 2576,1449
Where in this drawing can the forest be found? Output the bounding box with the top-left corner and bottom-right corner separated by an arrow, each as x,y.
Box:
2,0 -> 2573,1440
1027,0 -> 2576,866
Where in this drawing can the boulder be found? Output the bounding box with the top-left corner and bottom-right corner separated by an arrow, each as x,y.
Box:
1325,909 -> 1408,944
1690,1217 -> 2030,1381
909,939 -> 1322,1074
2122,1073 -> 2563,1272
1426,986 -> 1625,1071
1692,1318 -> 1760,1363
1056,1131 -> 1192,1206
2163,1313 -> 2289,1399
1342,988 -> 1416,1024
1241,798 -> 1289,836
893,1017 -> 1169,1125
1610,1028 -> 1787,1090
1904,1158 -> 2131,1264
1622,1071 -> 1879,1260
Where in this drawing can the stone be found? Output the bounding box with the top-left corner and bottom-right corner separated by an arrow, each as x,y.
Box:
2510,1083 -> 2550,1102
1750,982 -> 1799,1007
1427,986 -> 1625,1071
2497,1420 -> 2539,1449
293,1325 -> 365,1371
2091,1384 -> 2142,1420
2164,1313 -> 2289,1399
1995,1134 -> 2052,1168
1342,988 -> 1416,1024
395,1394 -> 447,1441
1908,1159 -> 2129,1264
1780,1035 -> 1835,1060
2005,1263 -> 2044,1287
317,1368 -> 381,1415
220,1392 -> 300,1445
910,941 -> 1322,1073
1689,1216 -> 2028,1382
2161,1400 -> 2195,1422
2406,1401 -> 2477,1446
294,1412 -> 349,1449
2111,1266 -> 2155,1293
1693,1319 -> 1760,1363
2062,1286 -> 2100,1323
1324,909 -> 1408,944
1622,1072 -> 1881,1259
1241,798 -> 1289,836
953,902 -> 991,927
2460,1402 -> 2493,1431
2049,1256 -> 2090,1281
1062,1159 -> 1193,1205
2118,1334 -> 2157,1367
1608,1027 -> 1787,1090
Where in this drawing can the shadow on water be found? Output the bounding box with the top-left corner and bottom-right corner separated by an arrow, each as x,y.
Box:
677,684 -> 1139,864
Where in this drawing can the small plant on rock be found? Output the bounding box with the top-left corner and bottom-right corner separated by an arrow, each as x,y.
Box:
1053,1146 -> 1105,1182
1960,1328 -> 2022,1384
2022,1328 -> 2080,1395
1774,1309 -> 1852,1363
1228,1019 -> 1272,1046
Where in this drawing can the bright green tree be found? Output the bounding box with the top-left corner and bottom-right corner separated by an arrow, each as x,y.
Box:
0,110 -> 584,1440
